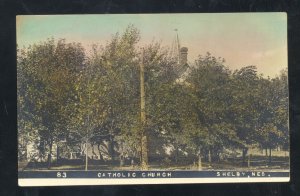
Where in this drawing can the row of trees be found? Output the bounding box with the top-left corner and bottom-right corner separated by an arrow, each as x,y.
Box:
18,25 -> 288,170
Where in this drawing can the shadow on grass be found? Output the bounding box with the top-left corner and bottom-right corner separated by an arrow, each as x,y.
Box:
20,156 -> 289,171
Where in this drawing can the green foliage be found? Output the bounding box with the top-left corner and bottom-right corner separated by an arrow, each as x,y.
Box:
17,25 -> 289,167
18,39 -> 86,162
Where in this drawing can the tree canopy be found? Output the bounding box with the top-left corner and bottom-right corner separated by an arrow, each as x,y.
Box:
18,26 -> 289,169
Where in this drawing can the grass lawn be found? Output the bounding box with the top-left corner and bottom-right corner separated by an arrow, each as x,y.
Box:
20,155 -> 289,171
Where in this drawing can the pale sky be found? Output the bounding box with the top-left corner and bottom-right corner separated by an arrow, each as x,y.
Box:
17,13 -> 287,77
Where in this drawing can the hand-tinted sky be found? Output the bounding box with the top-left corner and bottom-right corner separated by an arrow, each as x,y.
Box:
17,13 -> 287,77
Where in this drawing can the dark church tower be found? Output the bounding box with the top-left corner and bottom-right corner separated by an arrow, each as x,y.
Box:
180,47 -> 188,66
171,29 -> 189,76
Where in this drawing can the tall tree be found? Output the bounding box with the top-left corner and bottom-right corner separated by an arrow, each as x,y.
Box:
185,53 -> 241,166
18,39 -> 86,168
230,65 -> 261,164
255,69 -> 289,163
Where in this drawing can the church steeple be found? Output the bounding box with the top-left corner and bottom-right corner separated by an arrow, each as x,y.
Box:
171,29 -> 189,76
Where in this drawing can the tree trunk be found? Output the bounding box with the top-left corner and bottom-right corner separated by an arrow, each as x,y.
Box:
85,141 -> 88,171
120,154 -> 125,167
91,144 -> 96,160
208,148 -> 212,164
131,158 -> 135,168
97,144 -> 103,161
269,148 -> 272,164
242,148 -> 248,165
175,146 -> 179,164
265,148 -> 268,165
140,134 -> 148,170
109,136 -> 115,160
56,144 -> 59,164
47,140 -> 53,169
247,153 -> 251,167
198,148 -> 202,171
140,49 -> 148,170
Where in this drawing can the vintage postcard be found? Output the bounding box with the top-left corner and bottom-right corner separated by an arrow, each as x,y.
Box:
17,13 -> 289,186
